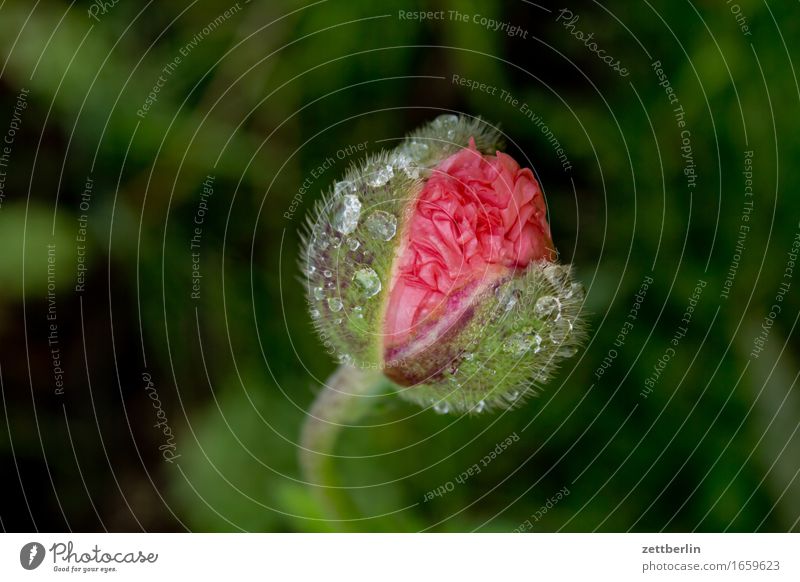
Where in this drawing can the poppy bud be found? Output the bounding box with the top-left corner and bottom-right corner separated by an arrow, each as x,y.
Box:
301,115 -> 585,414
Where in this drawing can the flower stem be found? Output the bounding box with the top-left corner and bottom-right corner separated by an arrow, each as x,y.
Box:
299,364 -> 384,529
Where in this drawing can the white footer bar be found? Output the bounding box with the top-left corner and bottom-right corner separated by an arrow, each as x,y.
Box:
1,533 -> 797,581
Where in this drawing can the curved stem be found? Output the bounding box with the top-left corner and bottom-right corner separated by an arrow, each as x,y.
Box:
299,364 -> 384,529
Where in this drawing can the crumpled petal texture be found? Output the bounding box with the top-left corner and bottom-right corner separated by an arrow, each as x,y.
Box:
385,139 -> 555,346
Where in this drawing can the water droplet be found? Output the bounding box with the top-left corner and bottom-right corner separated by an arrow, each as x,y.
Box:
312,286 -> 325,300
331,193 -> 362,235
315,234 -> 330,251
534,295 -> 561,320
549,318 -> 573,343
346,237 -> 360,251
433,114 -> 459,128
330,235 -> 342,249
503,332 -> 542,356
433,401 -> 450,414
323,269 -> 333,279
333,318 -> 343,325
393,152 -> 420,179
496,287 -> 521,312
334,180 -> 356,197
366,163 -> 394,187
533,370 -> 549,382
462,352 -> 474,361
565,282 -> 585,301
408,140 -> 429,160
364,210 -> 397,241
352,306 -> 364,319
325,280 -> 335,289
310,309 -> 320,319
558,345 -> 578,358
474,400 -> 486,413
543,264 -> 569,289
403,166 -> 418,180
305,265 -> 316,277
434,114 -> 459,139
508,390 -> 520,401
327,297 -> 343,312
352,268 -> 382,298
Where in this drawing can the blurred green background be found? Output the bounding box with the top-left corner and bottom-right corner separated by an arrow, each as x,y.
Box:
0,0 -> 798,532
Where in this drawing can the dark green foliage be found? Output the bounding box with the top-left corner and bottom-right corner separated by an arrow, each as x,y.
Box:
0,0 -> 797,532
